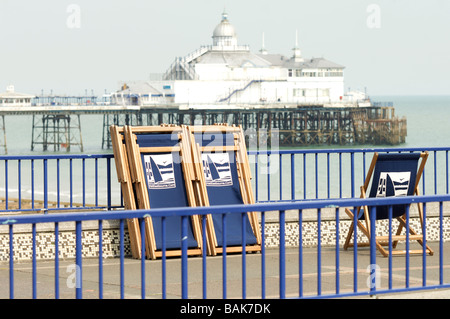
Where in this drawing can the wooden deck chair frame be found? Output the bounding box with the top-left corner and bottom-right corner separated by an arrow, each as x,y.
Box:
110,125 -> 141,259
343,151 -> 433,257
186,124 -> 261,256
123,124 -> 204,259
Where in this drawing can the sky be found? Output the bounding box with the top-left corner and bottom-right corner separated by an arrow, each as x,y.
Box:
0,0 -> 449,97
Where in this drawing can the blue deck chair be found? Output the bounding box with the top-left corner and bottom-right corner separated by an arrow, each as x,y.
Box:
122,125 -> 203,259
343,152 -> 433,257
110,125 -> 141,258
187,124 -> 261,256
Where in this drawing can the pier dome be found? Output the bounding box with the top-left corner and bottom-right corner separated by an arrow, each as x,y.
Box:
212,11 -> 238,47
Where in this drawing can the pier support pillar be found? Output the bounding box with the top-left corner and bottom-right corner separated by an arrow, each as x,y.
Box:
31,114 -> 83,152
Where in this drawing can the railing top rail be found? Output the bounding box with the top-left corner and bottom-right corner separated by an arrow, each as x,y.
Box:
248,146 -> 450,155
1,146 -> 450,160
0,153 -> 114,160
2,193 -> 450,226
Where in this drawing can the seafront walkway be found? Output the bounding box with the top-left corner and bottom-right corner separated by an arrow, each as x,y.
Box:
1,243 -> 449,299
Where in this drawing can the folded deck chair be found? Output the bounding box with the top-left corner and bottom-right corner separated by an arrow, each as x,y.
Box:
110,125 -> 142,259
343,152 -> 433,257
187,124 -> 261,256
122,125 -> 203,259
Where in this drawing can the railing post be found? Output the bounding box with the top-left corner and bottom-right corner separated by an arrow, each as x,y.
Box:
55,222 -> 60,299
18,160 -> 22,209
351,152 -> 355,198
315,153 -> 319,199
56,159 -> 60,208
327,153 -> 330,199
82,158 -> 86,207
119,219 -> 125,299
338,152 -> 342,198
317,208 -> 321,296
4,159 -> 8,210
69,159 -> 73,208
303,153 -> 306,200
439,201 -> 444,285
140,218 -> 146,299
31,159 -> 35,209
405,205 -> 410,288
422,203 -> 427,286
291,153 -> 295,200
181,215 -> 188,299
43,159 -> 48,212
298,209 -> 303,298
9,224 -> 14,299
202,215 -> 207,299
388,206 -> 393,290
107,157 -> 112,210
335,207 -> 340,295
162,216 -> 167,299
267,154 -> 271,201
99,219 -> 104,299
75,220 -> 82,299
32,223 -> 37,299
279,210 -> 285,299
369,206 -> 377,295
261,211 -> 266,299
222,213 -> 227,299
279,153 -> 283,200
241,212 -> 247,299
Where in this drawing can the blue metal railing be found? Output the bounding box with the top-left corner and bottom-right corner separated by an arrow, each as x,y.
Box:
0,195 -> 449,299
0,154 -> 121,213
249,147 -> 450,202
1,147 -> 450,299
2,147 -> 449,213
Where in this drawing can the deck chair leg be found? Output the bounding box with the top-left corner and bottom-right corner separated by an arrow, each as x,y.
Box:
343,208 -> 365,247
344,208 -> 390,257
343,206 -> 364,250
343,220 -> 354,251
392,218 -> 404,249
395,216 -> 434,255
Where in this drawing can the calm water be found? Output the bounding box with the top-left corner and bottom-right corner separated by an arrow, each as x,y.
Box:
376,95 -> 450,149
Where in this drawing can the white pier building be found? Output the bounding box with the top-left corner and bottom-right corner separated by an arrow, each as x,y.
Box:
111,12 -> 366,109
0,85 -> 35,107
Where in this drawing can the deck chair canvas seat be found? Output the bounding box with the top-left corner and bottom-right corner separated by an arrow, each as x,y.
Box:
119,125 -> 204,259
343,152 -> 433,257
187,124 -> 261,256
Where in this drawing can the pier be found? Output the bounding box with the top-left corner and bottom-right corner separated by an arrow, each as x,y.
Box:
0,103 -> 406,153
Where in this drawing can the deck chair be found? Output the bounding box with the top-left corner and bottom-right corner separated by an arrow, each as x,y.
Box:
110,125 -> 142,259
187,124 -> 261,256
343,152 -> 433,257
121,125 -> 204,259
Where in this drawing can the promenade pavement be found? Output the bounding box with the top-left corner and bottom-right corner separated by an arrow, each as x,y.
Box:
1,242 -> 449,300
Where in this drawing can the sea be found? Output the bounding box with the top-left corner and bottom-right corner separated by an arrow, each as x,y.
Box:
1,95 -> 450,205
